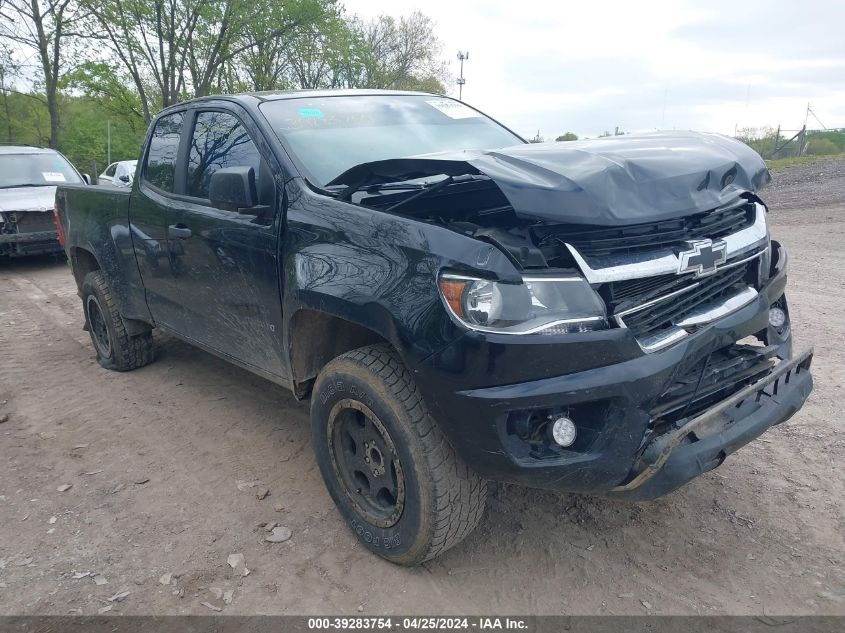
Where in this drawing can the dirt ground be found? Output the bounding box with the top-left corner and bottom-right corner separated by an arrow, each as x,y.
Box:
1,158 -> 843,616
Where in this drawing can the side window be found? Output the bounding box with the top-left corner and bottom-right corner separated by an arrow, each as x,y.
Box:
187,111 -> 262,201
105,163 -> 116,177
144,112 -> 184,192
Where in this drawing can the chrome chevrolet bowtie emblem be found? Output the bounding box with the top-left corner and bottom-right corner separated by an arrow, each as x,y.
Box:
677,239 -> 727,277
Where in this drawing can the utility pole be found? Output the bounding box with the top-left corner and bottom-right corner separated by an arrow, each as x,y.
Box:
107,119 -> 111,166
456,51 -> 469,100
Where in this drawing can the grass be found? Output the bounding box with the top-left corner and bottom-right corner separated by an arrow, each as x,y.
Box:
766,153 -> 845,171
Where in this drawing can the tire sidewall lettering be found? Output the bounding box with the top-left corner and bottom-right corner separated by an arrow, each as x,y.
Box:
320,381 -> 376,410
350,518 -> 401,550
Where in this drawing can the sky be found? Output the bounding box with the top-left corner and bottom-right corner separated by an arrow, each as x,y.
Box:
345,0 -> 845,140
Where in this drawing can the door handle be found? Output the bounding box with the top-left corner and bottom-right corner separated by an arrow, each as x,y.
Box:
168,224 -> 192,239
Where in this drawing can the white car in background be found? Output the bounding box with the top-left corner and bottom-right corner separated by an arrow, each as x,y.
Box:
99,160 -> 137,187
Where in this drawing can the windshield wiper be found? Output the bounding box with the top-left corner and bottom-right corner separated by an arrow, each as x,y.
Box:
330,173 -> 484,211
327,179 -> 429,202
383,174 -> 479,213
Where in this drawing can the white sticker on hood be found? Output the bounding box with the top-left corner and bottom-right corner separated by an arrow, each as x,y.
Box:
426,99 -> 480,119
42,172 -> 66,183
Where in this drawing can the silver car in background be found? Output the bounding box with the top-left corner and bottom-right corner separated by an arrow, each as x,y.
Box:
0,145 -> 85,257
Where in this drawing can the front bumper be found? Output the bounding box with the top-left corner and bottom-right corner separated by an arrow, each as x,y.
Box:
0,229 -> 60,244
413,242 -> 813,498
0,210 -> 62,256
609,347 -> 812,500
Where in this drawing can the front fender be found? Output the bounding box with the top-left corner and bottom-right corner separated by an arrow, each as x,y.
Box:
282,182 -> 520,370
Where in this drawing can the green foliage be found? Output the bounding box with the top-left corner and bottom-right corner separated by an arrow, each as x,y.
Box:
0,91 -> 145,173
737,127 -> 845,159
736,126 -> 783,157
805,131 -> 845,155
555,132 -> 578,142
766,153 -> 845,171
1,0 -> 450,167
64,62 -> 147,133
349,12 -> 448,92
806,138 -> 840,156
59,97 -> 146,175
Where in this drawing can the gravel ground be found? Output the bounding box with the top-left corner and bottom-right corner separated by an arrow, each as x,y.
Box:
0,158 -> 843,616
762,157 -> 845,211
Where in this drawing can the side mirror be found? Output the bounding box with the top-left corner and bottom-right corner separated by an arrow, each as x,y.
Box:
82,174 -> 91,185
209,166 -> 257,212
119,174 -> 131,183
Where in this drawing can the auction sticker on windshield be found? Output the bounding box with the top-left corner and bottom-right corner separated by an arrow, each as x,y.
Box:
426,99 -> 480,119
42,172 -> 66,182
298,108 -> 324,118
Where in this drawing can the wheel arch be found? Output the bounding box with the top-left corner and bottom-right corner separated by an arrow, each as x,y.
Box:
287,307 -> 396,398
69,246 -> 101,290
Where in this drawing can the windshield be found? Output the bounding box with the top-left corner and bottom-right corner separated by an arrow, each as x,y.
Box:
0,152 -> 82,188
259,95 -> 524,186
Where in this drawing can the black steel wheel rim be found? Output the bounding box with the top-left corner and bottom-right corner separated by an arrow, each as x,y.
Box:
86,295 -> 111,358
327,399 -> 405,528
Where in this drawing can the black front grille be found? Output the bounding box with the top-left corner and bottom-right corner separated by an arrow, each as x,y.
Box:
650,342 -> 777,427
612,260 -> 756,341
7,211 -> 57,233
537,201 -> 754,259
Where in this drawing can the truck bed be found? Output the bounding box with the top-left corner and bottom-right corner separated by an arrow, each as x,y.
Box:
55,183 -> 152,324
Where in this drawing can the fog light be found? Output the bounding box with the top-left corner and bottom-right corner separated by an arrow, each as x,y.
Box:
769,306 -> 787,328
551,417 -> 577,447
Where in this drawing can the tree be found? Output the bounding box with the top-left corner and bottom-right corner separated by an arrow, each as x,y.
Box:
0,43 -> 20,142
59,95 -> 145,174
234,0 -> 341,91
84,0 -> 335,121
0,0 -> 89,147
555,132 -> 578,142
349,12 -> 447,92
64,61 -> 146,132
282,8 -> 358,89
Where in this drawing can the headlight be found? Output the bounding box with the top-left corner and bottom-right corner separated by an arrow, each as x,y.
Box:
438,273 -> 607,335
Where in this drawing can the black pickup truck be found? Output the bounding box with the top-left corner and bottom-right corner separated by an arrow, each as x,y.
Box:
55,90 -> 813,565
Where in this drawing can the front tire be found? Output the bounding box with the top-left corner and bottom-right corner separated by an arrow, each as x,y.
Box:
81,271 -> 154,371
311,344 -> 487,565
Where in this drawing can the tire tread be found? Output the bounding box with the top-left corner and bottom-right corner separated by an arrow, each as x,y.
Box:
83,271 -> 154,371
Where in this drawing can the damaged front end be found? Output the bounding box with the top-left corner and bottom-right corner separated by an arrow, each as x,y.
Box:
326,131 -> 776,350
326,132 -> 812,497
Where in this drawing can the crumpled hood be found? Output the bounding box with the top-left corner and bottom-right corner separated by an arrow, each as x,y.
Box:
0,186 -> 57,213
329,131 -> 771,226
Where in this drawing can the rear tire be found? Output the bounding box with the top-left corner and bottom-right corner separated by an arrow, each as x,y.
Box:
81,271 -> 154,371
311,344 -> 487,565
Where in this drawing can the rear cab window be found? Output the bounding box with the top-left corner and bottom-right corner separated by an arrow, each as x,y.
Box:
143,112 -> 184,192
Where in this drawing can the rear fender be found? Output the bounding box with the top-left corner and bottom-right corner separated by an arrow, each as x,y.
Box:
57,185 -> 153,324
